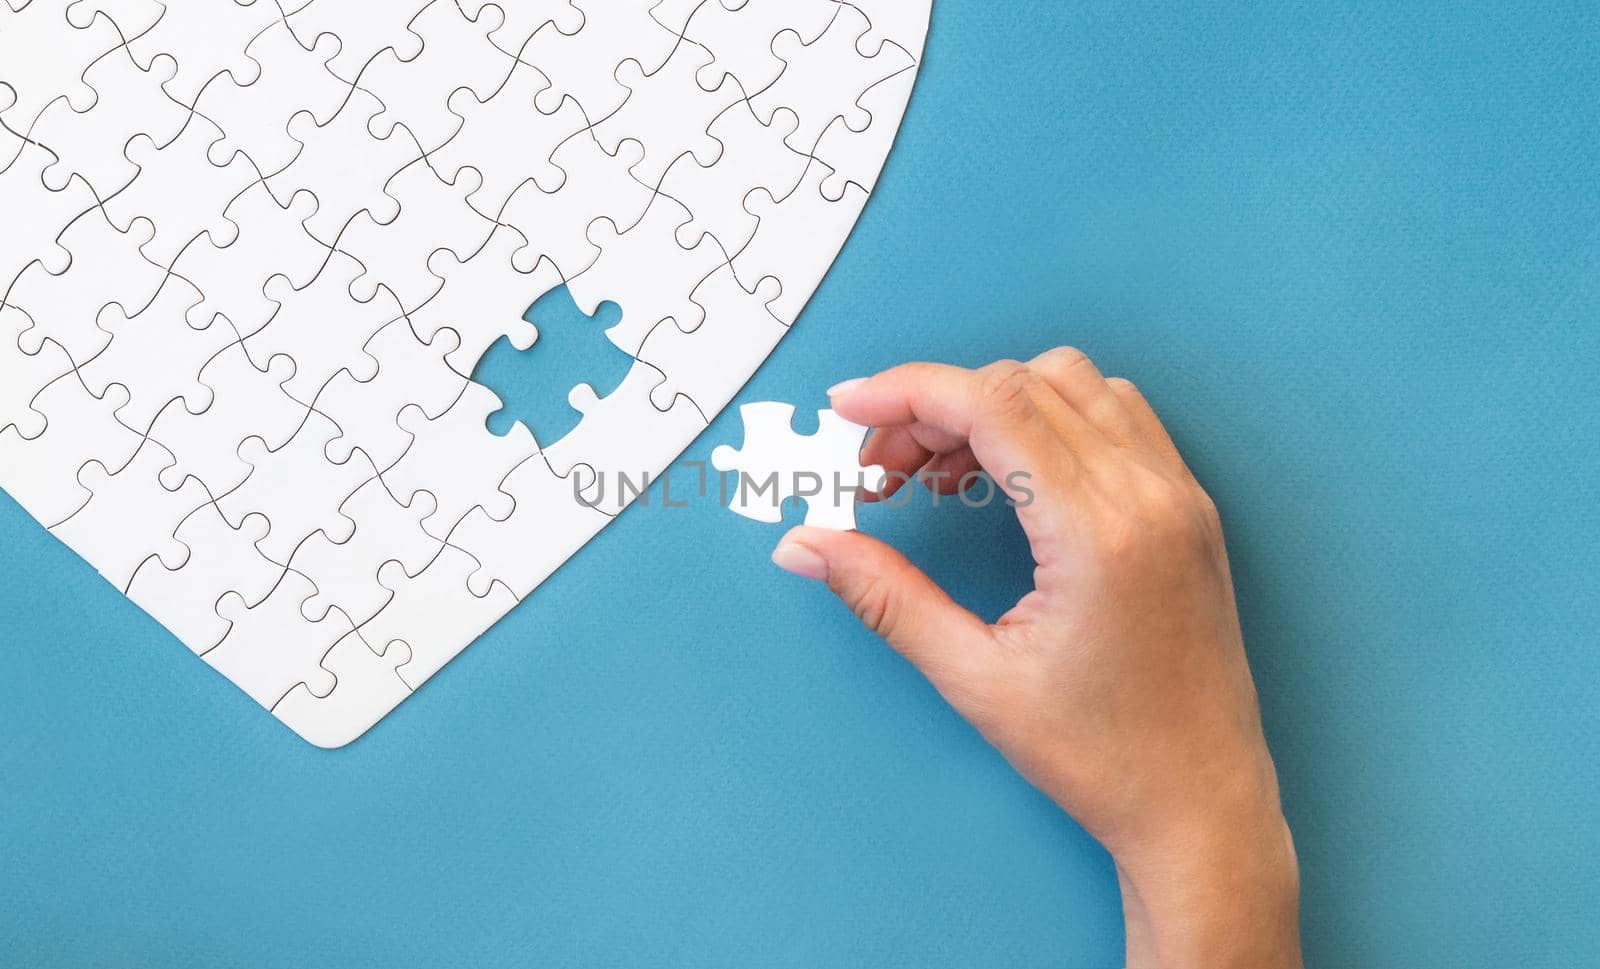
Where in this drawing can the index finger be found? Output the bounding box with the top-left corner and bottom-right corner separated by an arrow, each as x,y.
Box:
829,361 -> 1091,500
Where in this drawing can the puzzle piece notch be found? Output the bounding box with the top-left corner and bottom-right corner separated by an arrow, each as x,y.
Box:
841,0 -> 932,61
412,224 -> 560,375
656,97 -> 808,254
64,0 -> 165,48
0,3 -> 128,131
328,159 -> 500,311
455,0 -> 582,57
168,182 -> 328,334
0,142 -> 100,285
732,159 -> 869,325
681,0 -> 840,96
429,58 -> 585,215
7,205 -> 168,366
589,40 -> 745,189
313,316 -> 466,471
283,0 -> 429,82
0,304 -> 71,439
243,251 -> 404,404
493,133 -> 651,278
809,64 -> 919,201
711,401 -> 886,531
519,0 -> 687,118
267,89 -> 428,242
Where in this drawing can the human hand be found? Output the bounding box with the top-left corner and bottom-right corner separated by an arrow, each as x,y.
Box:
772,350 -> 1301,969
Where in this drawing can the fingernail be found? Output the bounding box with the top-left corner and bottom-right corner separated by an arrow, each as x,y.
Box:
771,540 -> 829,581
827,377 -> 867,398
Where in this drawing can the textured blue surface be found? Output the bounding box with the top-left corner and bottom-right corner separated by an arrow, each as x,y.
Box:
3,3 -> 1599,966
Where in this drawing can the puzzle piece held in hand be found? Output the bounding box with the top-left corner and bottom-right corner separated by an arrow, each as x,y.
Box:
712,402 -> 886,531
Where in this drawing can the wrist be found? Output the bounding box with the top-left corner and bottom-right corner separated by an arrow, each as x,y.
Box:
1114,788 -> 1301,968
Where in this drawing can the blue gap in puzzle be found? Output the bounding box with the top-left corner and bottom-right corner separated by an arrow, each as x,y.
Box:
472,284 -> 629,443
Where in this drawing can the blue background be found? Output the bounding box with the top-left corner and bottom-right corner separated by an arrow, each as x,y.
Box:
4,2 -> 1598,966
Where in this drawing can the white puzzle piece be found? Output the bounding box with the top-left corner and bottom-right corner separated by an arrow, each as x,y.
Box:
205,569 -> 351,709
124,0 -> 281,104
493,133 -> 651,277
272,628 -> 412,749
541,360 -> 708,517
127,502 -> 283,651
681,0 -> 841,96
0,141 -> 100,283
712,403 -> 887,531
0,374 -> 142,524
0,2 -> 126,131
29,47 -> 186,197
447,452 -> 609,599
6,206 -> 166,364
145,342 -> 306,494
103,118 -> 261,267
289,476 -> 445,626
50,440 -> 210,589
361,545 -> 519,690
218,411 -> 380,564
78,273 -> 235,432
194,22 -> 349,176
0,0 -> 931,746
638,265 -> 785,416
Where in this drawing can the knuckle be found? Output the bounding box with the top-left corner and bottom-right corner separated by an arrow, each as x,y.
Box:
1192,487 -> 1225,538
1106,376 -> 1141,398
1035,346 -> 1100,384
1154,479 -> 1224,545
1042,345 -> 1094,372
978,361 -> 1041,416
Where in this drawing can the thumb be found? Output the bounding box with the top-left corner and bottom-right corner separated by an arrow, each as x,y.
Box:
773,525 -> 996,689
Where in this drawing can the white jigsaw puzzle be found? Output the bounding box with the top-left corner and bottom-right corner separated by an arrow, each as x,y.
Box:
0,0 -> 930,746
